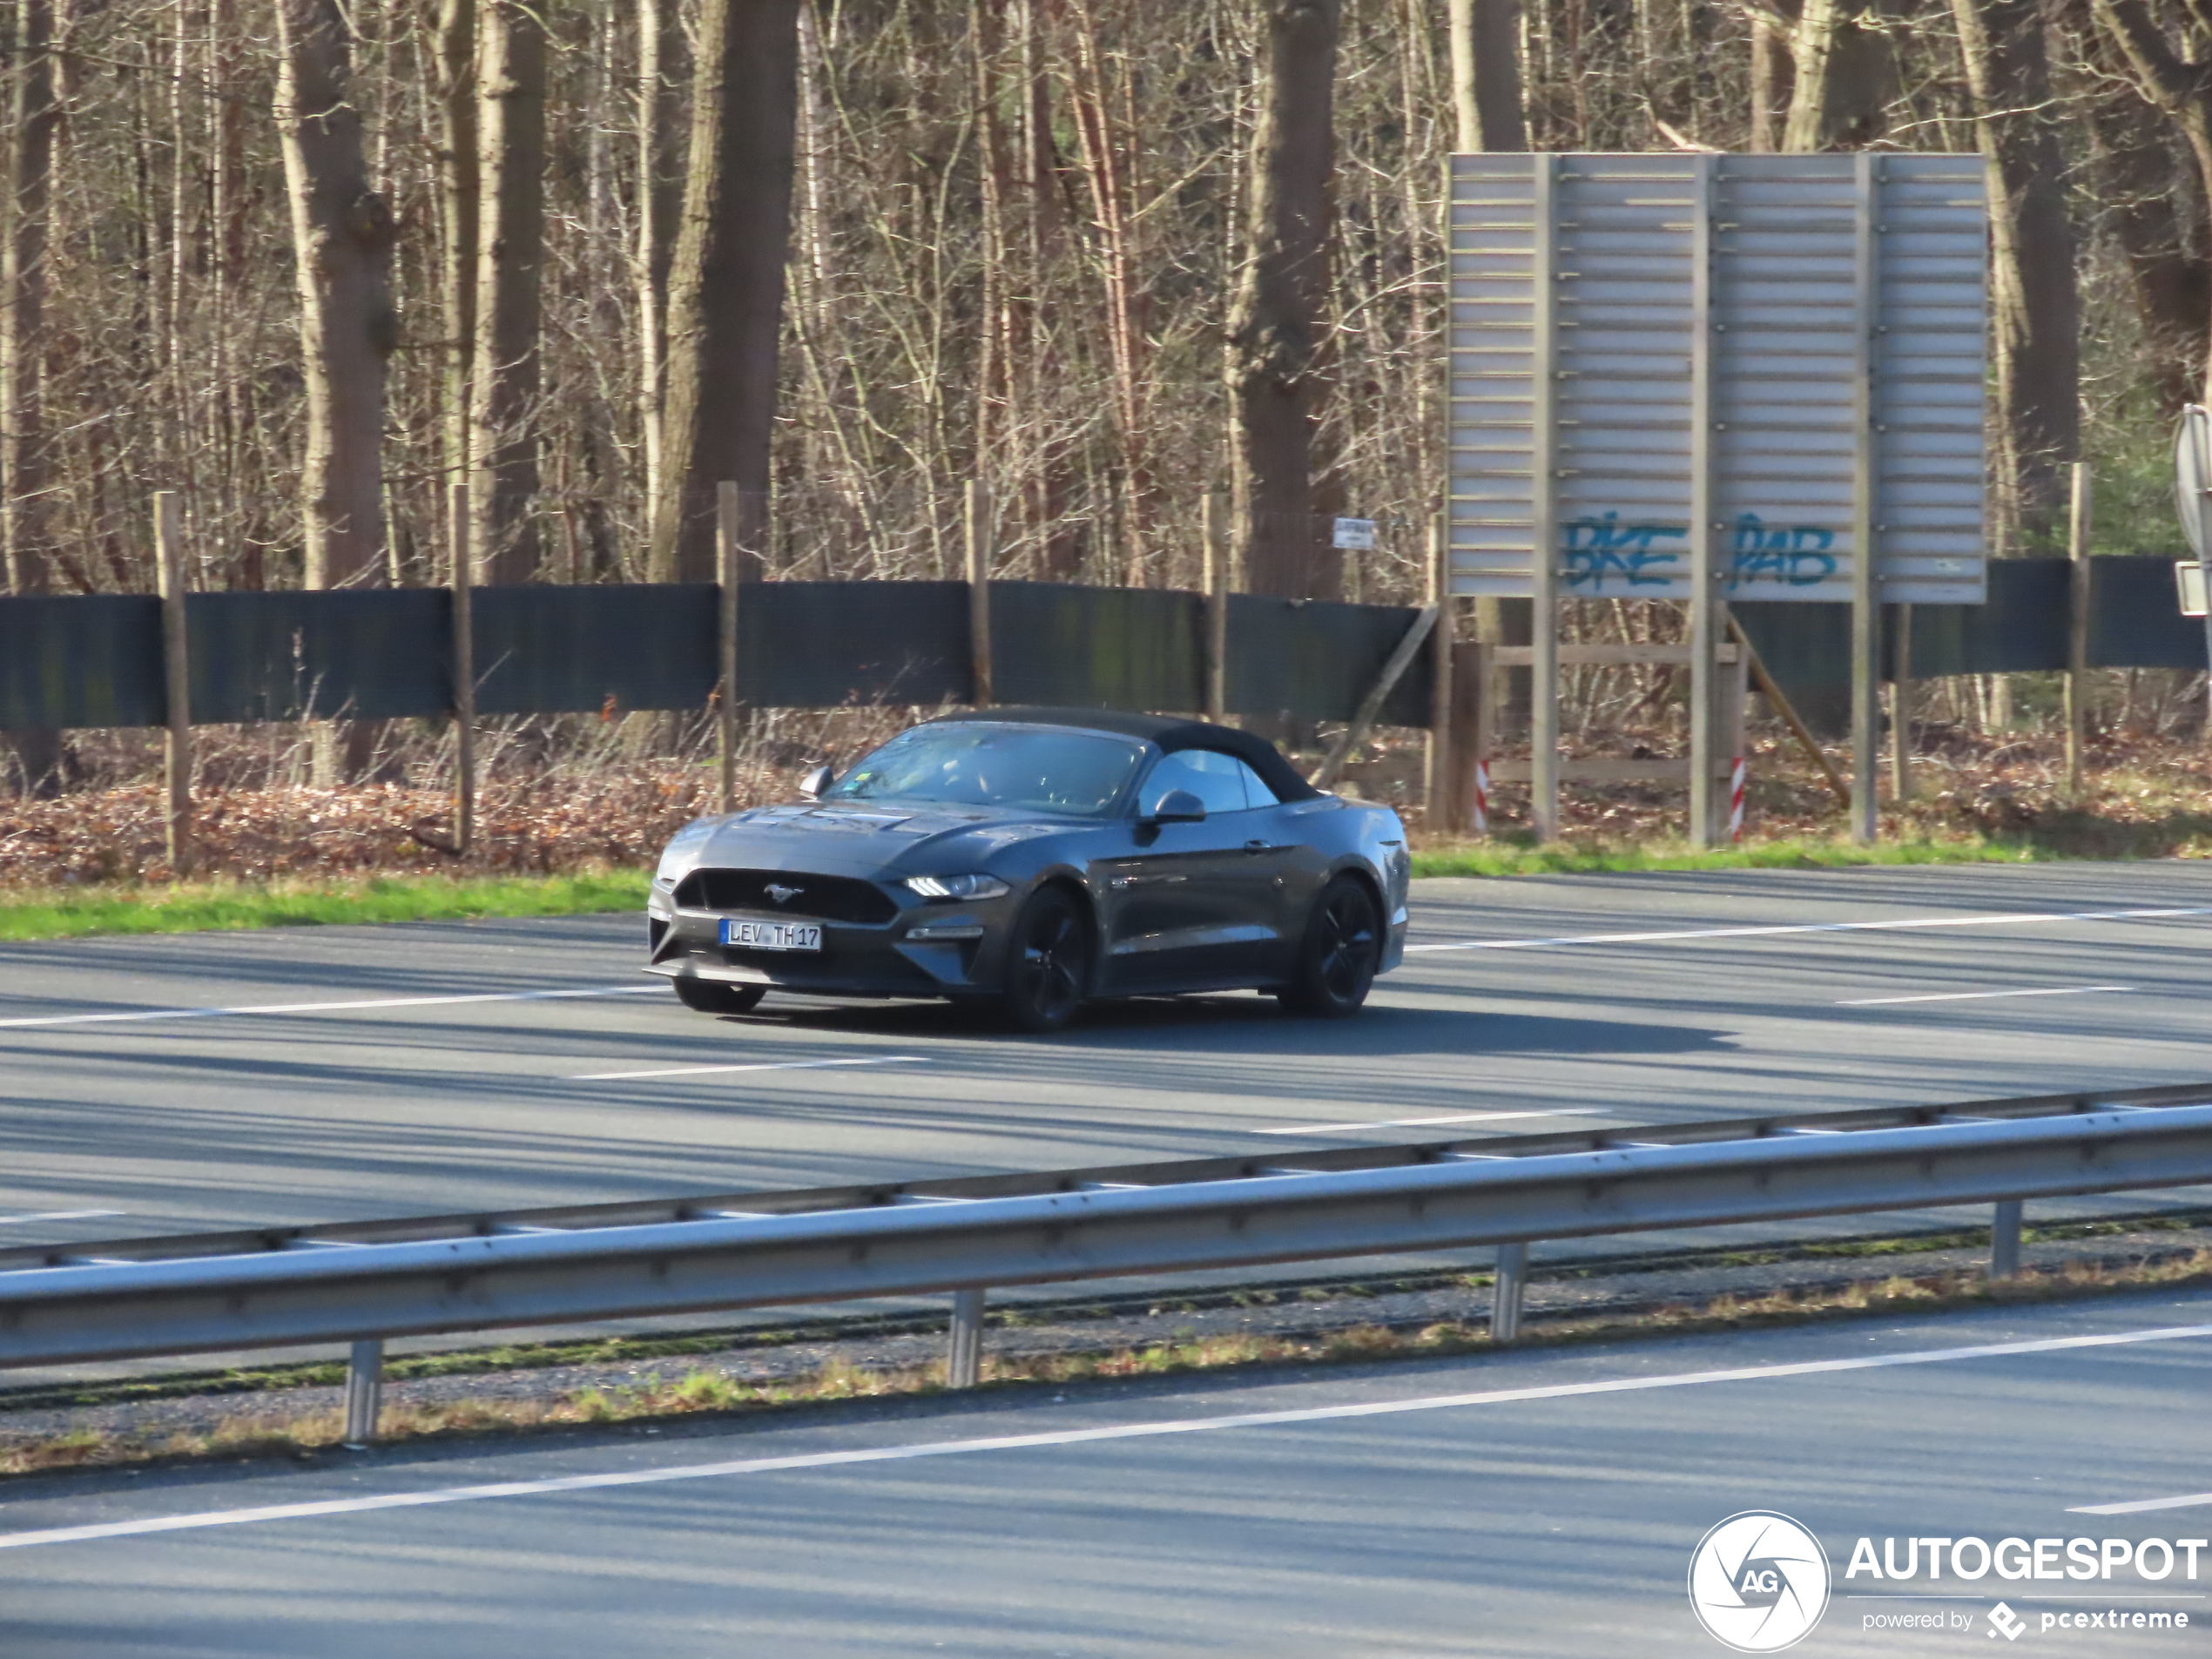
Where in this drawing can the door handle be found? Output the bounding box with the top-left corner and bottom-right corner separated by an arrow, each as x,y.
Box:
1244,840 -> 1273,854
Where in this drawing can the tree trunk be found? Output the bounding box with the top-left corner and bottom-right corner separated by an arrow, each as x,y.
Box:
276,0 -> 396,590
1447,0 -> 1527,152
1781,0 -> 1892,152
470,0 -> 546,584
434,0 -> 475,563
1951,0 -> 2078,550
651,0 -> 803,583
635,0 -> 683,529
2083,63 -> 2211,409
1227,0 -> 1342,601
1749,5 -> 1797,152
2093,0 -> 2212,402
2,0 -> 64,792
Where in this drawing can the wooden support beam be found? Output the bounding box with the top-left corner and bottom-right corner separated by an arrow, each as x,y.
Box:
964,480 -> 993,707
154,491 -> 192,878
1310,606 -> 1439,791
717,480 -> 742,813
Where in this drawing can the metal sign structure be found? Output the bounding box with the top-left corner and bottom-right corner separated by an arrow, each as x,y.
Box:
1447,152 -> 1989,841
2170,406 -> 2212,720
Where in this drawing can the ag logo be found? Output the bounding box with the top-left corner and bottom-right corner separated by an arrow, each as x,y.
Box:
1688,1511 -> 1831,1652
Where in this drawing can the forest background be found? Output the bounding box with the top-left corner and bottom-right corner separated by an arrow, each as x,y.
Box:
5,0 -> 2212,900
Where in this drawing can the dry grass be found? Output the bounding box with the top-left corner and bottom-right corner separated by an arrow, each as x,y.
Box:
9,1247 -> 2207,1480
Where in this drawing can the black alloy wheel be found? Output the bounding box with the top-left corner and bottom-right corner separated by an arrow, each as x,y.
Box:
1001,886 -> 1091,1034
1279,875 -> 1381,1017
673,976 -> 767,1015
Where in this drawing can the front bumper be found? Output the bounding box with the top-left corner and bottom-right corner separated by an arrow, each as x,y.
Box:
646,888 -> 1016,998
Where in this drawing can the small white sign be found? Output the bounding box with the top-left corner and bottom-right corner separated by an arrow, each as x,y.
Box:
2177,561 -> 2207,619
1332,517 -> 1376,551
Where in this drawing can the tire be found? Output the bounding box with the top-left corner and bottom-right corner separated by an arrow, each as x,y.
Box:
672,976 -> 767,1015
1278,875 -> 1382,1018
1000,886 -> 1091,1034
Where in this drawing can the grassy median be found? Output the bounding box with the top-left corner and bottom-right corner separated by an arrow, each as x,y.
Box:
0,869 -> 654,943
0,833 -> 2062,943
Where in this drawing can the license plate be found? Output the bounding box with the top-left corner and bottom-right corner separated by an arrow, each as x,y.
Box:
720,919 -> 823,952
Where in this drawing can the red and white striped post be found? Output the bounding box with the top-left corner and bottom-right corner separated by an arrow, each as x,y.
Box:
1472,757 -> 1491,836
1727,756 -> 1746,842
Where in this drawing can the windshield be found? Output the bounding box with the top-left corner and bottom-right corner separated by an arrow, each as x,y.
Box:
823,724 -> 1146,817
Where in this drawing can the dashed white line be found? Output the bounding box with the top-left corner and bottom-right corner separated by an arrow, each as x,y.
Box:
0,985 -> 663,1031
2071,1491 -> 2212,1516
3,1319 -> 2204,1552
1838,985 -> 2134,1008
1253,1108 -> 1604,1136
1403,906 -> 2212,955
569,1054 -> 926,1082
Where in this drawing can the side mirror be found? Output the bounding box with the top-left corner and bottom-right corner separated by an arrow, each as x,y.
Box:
1144,788 -> 1207,826
799,765 -> 833,801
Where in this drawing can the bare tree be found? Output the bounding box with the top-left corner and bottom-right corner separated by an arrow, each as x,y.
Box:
634,0 -> 682,524
1952,0 -> 2079,546
470,0 -> 547,583
434,0 -> 476,555
2093,0 -> 2212,400
1449,0 -> 1527,151
2,0 -> 64,789
1782,0 -> 1894,150
275,0 -> 396,589
1228,0 -> 1343,601
651,0 -> 804,583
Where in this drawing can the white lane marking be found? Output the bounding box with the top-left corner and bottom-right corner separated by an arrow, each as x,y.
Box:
2071,1492 -> 2212,1516
569,1054 -> 925,1083
0,985 -> 664,1031
1839,985 -> 2133,1008
0,1210 -> 123,1226
1404,905 -> 2212,955
1253,1108 -> 1604,1136
3,1320 -> 2205,1553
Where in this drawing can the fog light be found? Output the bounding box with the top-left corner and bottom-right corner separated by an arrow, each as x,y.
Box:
907,923 -> 986,941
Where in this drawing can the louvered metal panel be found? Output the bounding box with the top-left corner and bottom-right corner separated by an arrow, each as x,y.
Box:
1448,152 -> 1987,605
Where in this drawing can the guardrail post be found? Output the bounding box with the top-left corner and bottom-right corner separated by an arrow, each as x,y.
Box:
947,1286 -> 986,1389
343,1338 -> 385,1448
1491,1241 -> 1531,1341
1990,1199 -> 2024,1278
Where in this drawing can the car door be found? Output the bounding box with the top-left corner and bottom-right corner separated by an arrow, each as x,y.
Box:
1096,751 -> 1278,989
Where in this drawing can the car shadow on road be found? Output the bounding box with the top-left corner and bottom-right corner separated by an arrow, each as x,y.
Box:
711,994 -> 1733,1059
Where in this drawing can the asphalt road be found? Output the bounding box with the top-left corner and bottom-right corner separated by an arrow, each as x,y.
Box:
3,862 -> 2211,1249
0,1288 -> 2205,1655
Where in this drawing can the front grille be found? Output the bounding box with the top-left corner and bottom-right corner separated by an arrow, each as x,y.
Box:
674,867 -> 900,926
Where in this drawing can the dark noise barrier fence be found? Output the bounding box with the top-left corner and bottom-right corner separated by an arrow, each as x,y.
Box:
0,558 -> 2199,734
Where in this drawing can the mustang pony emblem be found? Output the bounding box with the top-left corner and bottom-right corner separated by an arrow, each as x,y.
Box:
764,883 -> 804,906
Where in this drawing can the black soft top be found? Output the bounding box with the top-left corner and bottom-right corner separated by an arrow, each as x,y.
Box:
922,706 -> 1321,803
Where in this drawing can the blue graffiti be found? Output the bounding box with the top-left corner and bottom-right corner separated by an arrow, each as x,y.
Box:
1727,514 -> 1837,590
1562,513 -> 1685,591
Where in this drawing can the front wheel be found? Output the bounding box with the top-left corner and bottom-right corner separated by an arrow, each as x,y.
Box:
672,976 -> 766,1015
1000,886 -> 1091,1034
1277,875 -> 1381,1017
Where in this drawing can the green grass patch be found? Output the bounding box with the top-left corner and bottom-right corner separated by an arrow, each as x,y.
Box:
0,869 -> 652,942
1409,831 -> 2042,880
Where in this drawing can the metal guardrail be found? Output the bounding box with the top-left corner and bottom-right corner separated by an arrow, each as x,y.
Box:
3,1080 -> 2210,1446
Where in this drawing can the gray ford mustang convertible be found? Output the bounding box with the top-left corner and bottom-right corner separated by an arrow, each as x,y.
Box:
644,707 -> 1410,1032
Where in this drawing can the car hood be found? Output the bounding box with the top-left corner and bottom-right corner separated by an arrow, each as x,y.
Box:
680,800 -> 1088,878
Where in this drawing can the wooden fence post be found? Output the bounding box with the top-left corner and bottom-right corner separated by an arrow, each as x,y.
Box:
717,481 -> 742,813
1889,603 -> 1912,804
965,480 -> 993,706
1202,489 -> 1229,721
2065,462 -> 2090,800
154,491 -> 192,878
1424,516 -> 1456,831
449,482 -> 475,855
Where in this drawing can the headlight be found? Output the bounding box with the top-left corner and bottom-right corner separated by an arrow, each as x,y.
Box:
903,873 -> 1012,901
